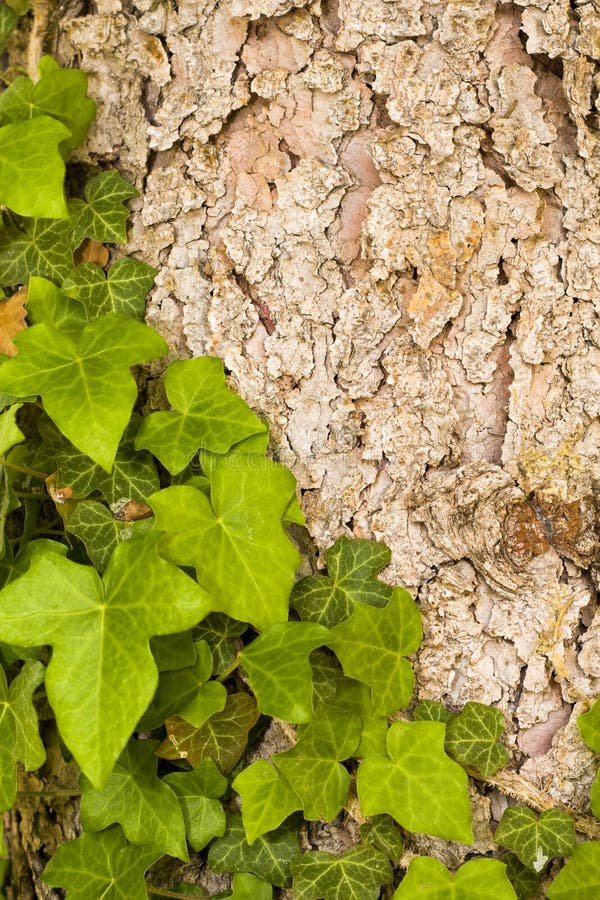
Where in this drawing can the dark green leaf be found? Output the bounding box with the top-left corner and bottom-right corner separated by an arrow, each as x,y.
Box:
80,738 -> 188,860
66,500 -> 152,572
150,632 -> 196,672
0,660 -> 45,811
357,721 -> 473,843
164,760 -> 227,852
136,357 -> 267,475
393,857 -> 517,899
158,692 -> 259,774
195,614 -> 246,676
208,813 -> 301,888
63,259 -> 156,319
0,117 -> 70,218
445,702 -> 508,777
69,170 -> 139,247
150,458 -> 300,631
494,807 -> 576,873
43,825 -> 162,899
504,852 -> 540,900
359,815 -> 403,865
329,587 -> 422,715
0,4 -> 19,54
291,536 -> 392,627
291,846 -> 393,900
0,215 -> 74,286
0,315 -> 167,471
546,842 -> 600,899
0,536 -> 211,787
414,699 -> 456,724
241,622 -> 329,722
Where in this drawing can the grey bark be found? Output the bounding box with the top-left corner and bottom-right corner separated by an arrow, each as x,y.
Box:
7,0 -> 600,895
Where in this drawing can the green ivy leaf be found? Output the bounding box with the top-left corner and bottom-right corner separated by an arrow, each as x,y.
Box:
43,825 -> 162,900
63,259 -> 156,320
164,759 -> 227,852
444,702 -> 508,777
80,738 -> 188,860
26,276 -> 87,335
151,632 -> 196,672
591,772 -> 600,819
0,57 -> 95,153
241,622 -> 329,722
0,659 -> 45,811
233,760 -> 302,843
274,705 -> 360,821
69,170 -> 139,247
504,852 -> 540,900
328,587 -> 422,715
65,500 -> 152,572
359,815 -> 403,866
414,699 -> 456,724
494,807 -> 576,873
33,414 -> 159,504
158,692 -> 259,774
0,117 -> 70,218
139,640 -> 226,730
136,357 -> 267,475
0,536 -> 210,787
0,402 -> 23,456
291,536 -> 392,627
0,536 -> 66,588
291,846 -> 393,900
546,842 -> 600,898
328,677 -> 388,758
196,614 -> 246,676
222,873 -> 272,900
208,813 -> 301,888
579,698 -> 600,753
357,721 -> 473,843
0,4 -> 19,54
0,215 -> 74,286
0,315 -> 167,471
393,857 -> 517,899
149,458 -> 300,631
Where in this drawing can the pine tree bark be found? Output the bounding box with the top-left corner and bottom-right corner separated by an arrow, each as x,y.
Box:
7,0 -> 600,894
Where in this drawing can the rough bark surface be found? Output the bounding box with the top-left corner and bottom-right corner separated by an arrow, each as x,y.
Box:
8,0 -> 600,894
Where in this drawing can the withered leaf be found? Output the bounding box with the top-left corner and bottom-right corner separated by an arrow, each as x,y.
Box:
0,288 -> 27,357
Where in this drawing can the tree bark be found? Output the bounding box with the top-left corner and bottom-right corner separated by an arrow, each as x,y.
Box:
8,0 -> 600,894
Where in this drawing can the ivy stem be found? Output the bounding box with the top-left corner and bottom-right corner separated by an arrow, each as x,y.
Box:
0,458 -> 49,479
145,887 -> 207,900
16,789 -> 80,798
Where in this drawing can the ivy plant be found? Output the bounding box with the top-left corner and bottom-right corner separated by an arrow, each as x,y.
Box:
0,47 -> 598,900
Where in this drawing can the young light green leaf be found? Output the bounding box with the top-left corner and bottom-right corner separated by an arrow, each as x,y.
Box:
0,117 -> 70,218
139,639 -> 226,730
158,692 -> 259,773
43,825 -> 162,900
291,536 -> 392,627
591,771 -> 600,819
0,403 -> 23,456
241,622 -> 329,722
233,760 -> 302,843
274,705 -> 360,821
329,677 -> 388,758
195,613 -> 246,676
494,807 -> 576,873
66,500 -> 152,572
33,414 -> 159,504
414,699 -> 456,724
579,697 -> 600,753
136,357 -> 267,475
0,536 -> 67,589
0,659 -> 45,811
444,701 -> 508,777
357,721 -> 473,843
69,170 -> 139,247
0,315 -> 167,471
0,536 -> 211,787
546,842 -> 600,899
80,738 -> 188,860
63,259 -> 156,320
359,815 -> 403,866
0,57 -> 95,153
393,857 -> 517,899
328,587 -> 422,715
0,215 -> 74,286
164,759 -> 227,852
149,458 -> 300,631
224,873 -> 272,900
26,276 -> 87,335
291,846 -> 393,900
208,813 -> 301,888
